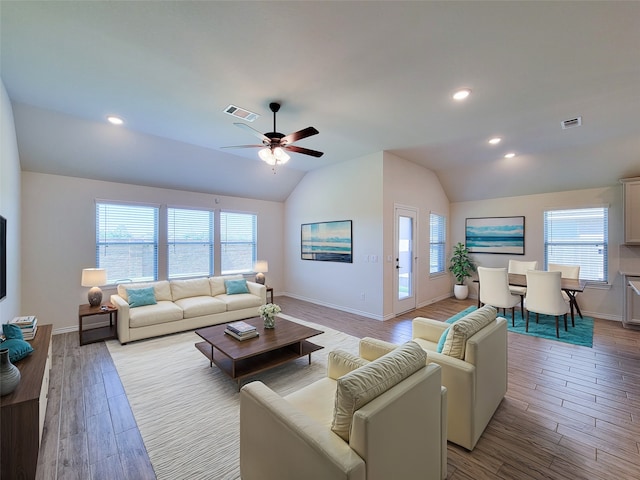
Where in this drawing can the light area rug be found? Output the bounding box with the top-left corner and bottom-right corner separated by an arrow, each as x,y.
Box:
106,314 -> 360,480
448,306 -> 594,347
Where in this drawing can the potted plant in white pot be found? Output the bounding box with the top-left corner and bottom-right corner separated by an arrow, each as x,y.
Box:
449,242 -> 477,300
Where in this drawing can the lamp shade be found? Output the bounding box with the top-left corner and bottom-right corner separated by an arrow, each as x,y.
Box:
81,268 -> 107,287
254,261 -> 268,273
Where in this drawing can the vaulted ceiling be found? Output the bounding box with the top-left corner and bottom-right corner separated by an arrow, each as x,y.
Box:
2,1 -> 639,203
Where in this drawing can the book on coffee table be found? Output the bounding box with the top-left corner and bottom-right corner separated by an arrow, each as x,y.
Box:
225,328 -> 259,341
226,321 -> 257,335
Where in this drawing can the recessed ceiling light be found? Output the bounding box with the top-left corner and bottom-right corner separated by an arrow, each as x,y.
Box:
107,115 -> 124,125
504,152 -> 516,159
488,137 -> 502,145
452,88 -> 471,101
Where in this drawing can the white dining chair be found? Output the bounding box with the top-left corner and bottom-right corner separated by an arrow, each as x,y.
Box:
478,267 -> 521,326
548,263 -> 581,326
507,260 -> 539,312
525,270 -> 569,338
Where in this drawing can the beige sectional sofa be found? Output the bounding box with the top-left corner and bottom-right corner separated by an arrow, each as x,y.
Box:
110,275 -> 266,344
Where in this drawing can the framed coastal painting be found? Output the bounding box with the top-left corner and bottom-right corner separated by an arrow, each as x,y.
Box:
301,220 -> 353,263
465,216 -> 525,255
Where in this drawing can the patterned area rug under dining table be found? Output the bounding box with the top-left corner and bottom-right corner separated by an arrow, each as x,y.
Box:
448,306 -> 594,347
106,314 -> 360,480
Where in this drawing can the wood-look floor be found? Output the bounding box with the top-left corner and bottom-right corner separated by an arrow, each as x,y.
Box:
36,296 -> 640,479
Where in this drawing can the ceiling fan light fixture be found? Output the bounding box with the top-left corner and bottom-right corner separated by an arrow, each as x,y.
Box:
259,147 -> 290,166
452,88 -> 472,101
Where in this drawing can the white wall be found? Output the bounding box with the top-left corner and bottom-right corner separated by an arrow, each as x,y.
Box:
284,152 -> 385,318
451,186 -> 629,321
21,172 -> 284,333
382,152 -> 452,317
0,79 -> 22,324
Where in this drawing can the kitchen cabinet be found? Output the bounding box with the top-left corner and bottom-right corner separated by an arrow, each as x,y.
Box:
621,177 -> 640,244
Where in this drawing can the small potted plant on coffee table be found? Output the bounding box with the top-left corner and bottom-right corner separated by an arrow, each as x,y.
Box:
449,242 -> 476,300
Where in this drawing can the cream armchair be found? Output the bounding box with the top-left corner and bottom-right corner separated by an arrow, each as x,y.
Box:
411,306 -> 508,450
239,340 -> 448,480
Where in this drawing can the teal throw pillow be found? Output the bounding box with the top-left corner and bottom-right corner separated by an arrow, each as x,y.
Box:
436,326 -> 450,353
3,323 -> 25,340
225,279 -> 249,295
127,287 -> 157,308
1,338 -> 34,362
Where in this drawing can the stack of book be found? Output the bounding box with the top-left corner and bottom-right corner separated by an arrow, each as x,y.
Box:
9,315 -> 38,340
225,320 -> 258,341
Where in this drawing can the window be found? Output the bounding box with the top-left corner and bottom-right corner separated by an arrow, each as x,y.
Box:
544,207 -> 608,283
429,213 -> 446,274
167,208 -> 214,279
220,211 -> 257,275
96,202 -> 159,284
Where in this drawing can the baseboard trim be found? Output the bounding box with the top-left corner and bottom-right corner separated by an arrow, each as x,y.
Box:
280,292 -> 385,321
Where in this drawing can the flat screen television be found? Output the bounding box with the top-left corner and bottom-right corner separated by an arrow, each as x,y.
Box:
0,215 -> 6,300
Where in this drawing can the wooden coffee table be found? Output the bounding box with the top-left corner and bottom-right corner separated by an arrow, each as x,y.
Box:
195,316 -> 324,389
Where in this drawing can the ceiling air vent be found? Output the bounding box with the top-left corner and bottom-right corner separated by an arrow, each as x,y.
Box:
224,104 -> 259,122
561,116 -> 582,129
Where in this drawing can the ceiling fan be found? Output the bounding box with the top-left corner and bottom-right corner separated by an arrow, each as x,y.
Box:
222,102 -> 324,166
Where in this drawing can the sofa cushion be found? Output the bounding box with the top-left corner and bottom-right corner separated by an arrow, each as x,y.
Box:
128,301 -> 184,328
174,296 -> 227,318
127,287 -> 157,308
209,275 -> 243,297
331,340 -> 426,442
225,278 -> 249,295
170,278 -> 211,301
217,293 -> 263,310
117,280 -> 172,302
441,305 -> 497,360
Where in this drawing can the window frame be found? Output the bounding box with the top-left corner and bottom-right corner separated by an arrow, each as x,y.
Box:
96,201 -> 160,285
543,206 -> 609,284
167,206 -> 214,280
219,210 -> 258,276
429,212 -> 447,275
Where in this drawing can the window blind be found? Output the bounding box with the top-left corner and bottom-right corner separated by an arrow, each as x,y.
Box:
96,202 -> 159,284
220,211 -> 257,275
543,207 -> 608,283
429,213 -> 446,274
167,208 -> 214,279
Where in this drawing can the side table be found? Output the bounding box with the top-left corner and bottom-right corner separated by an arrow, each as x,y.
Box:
266,286 -> 274,303
78,303 -> 118,346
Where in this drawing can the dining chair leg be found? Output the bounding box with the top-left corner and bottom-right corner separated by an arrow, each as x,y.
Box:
511,307 -> 515,327
555,316 -> 559,338
526,310 -> 529,332
536,313 -> 539,324
520,295 -> 524,314
564,313 -> 568,331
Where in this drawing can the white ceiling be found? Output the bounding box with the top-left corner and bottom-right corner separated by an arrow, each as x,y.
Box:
2,1 -> 639,203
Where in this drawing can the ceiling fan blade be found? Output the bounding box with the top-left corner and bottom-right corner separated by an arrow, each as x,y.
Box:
281,126 -> 319,145
234,122 -> 270,143
220,144 -> 263,149
284,145 -> 324,158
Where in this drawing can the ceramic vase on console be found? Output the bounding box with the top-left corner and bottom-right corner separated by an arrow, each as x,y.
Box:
0,348 -> 21,396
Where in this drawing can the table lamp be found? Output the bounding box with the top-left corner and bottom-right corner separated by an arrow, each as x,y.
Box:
253,260 -> 268,285
81,268 -> 107,307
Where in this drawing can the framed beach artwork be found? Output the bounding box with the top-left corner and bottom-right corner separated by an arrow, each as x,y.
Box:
465,216 -> 525,255
301,220 -> 353,263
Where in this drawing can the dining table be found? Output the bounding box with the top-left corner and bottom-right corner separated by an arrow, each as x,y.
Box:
476,273 -> 587,326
